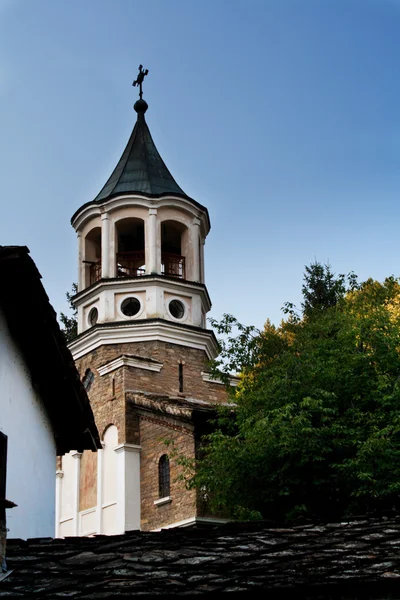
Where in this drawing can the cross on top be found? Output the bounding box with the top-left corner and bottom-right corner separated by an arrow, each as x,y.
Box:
133,65 -> 149,100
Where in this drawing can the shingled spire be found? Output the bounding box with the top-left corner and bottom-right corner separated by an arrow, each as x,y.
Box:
94,72 -> 190,202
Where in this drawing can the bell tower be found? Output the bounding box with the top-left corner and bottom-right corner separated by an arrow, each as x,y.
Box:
70,86 -> 214,360
57,70 -> 228,538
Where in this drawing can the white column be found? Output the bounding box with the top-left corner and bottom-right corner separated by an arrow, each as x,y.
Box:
109,218 -> 116,278
200,239 -> 205,283
147,209 -> 158,274
71,451 -> 82,536
77,232 -> 85,291
96,445 -> 104,534
101,212 -> 110,279
114,444 -> 141,533
192,218 -> 201,282
55,470 -> 63,538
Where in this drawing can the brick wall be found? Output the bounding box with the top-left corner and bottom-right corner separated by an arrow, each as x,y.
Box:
75,340 -> 228,422
72,339 -> 228,530
139,415 -> 197,531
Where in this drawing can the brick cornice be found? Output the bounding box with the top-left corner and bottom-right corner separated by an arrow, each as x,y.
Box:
139,414 -> 194,436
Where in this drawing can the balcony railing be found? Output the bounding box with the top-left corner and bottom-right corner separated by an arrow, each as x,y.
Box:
86,252 -> 186,283
89,261 -> 101,285
116,251 -> 146,278
162,253 -> 185,279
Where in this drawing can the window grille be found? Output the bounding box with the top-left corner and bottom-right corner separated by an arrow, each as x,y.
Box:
158,454 -> 170,498
179,363 -> 183,393
82,368 -> 95,392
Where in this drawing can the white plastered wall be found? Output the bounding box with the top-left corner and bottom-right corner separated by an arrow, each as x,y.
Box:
0,309 -> 56,539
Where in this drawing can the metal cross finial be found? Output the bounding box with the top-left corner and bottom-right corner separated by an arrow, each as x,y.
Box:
133,64 -> 149,100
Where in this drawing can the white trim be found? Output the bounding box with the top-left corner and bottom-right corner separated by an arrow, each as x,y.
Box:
73,275 -> 212,314
96,447 -> 103,534
79,506 -> 96,516
79,507 -> 97,537
98,355 -> 163,376
101,500 -> 117,510
71,452 -> 82,536
201,372 -> 240,387
151,516 -> 229,531
69,321 -> 219,361
153,496 -> 172,507
118,295 -> 144,321
87,306 -> 99,328
55,470 -> 63,538
166,296 -> 189,323
114,443 -> 141,454
59,516 -> 74,524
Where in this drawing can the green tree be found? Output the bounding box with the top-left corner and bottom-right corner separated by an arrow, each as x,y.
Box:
59,283 -> 78,343
195,265 -> 400,523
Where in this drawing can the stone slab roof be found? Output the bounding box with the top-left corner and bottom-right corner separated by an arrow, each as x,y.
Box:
3,516 -> 400,598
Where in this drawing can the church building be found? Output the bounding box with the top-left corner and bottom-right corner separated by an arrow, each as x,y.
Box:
57,68 -> 230,535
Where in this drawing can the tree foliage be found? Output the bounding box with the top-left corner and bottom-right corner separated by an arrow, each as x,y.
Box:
195,264 -> 400,523
59,283 -> 78,343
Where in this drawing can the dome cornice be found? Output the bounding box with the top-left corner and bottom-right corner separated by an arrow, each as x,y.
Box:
71,193 -> 210,233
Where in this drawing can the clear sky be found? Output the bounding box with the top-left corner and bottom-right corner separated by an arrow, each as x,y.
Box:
1,0 -> 400,331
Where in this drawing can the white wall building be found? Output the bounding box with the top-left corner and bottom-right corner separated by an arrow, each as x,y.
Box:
0,246 -> 100,544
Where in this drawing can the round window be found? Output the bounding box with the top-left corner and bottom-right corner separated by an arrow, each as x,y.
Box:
169,299 -> 185,319
88,307 -> 98,327
121,297 -> 141,317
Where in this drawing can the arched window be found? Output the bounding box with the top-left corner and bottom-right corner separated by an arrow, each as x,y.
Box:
115,218 -> 145,277
158,454 -> 170,498
82,368 -> 94,392
161,221 -> 186,279
84,227 -> 102,286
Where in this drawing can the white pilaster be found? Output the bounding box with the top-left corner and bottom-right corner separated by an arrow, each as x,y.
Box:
71,451 -> 82,536
96,445 -> 104,534
78,232 -> 85,291
101,213 -> 110,279
114,443 -> 141,533
200,239 -> 205,284
55,470 -> 63,538
192,218 -> 201,282
147,208 -> 158,274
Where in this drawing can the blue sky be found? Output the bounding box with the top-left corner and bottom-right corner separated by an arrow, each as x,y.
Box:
1,0 -> 400,330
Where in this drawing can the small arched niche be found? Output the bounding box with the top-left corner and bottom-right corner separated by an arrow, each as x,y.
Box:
115,218 -> 145,278
161,220 -> 187,279
84,227 -> 102,287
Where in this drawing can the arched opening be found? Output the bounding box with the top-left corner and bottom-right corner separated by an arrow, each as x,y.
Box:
115,218 -> 145,278
84,227 -> 101,286
161,221 -> 186,279
158,454 -> 170,498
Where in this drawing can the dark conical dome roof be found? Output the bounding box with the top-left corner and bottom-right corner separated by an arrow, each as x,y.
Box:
94,101 -> 190,202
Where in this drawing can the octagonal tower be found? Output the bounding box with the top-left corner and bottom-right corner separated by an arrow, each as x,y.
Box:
70,96 -> 216,361
57,82 -> 228,538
